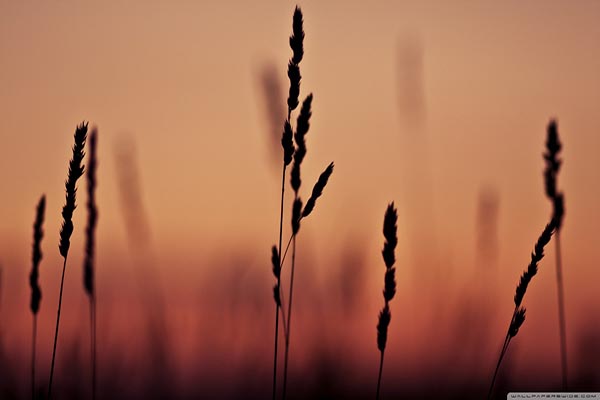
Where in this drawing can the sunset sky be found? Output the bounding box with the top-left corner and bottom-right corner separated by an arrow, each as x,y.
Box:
0,0 -> 599,397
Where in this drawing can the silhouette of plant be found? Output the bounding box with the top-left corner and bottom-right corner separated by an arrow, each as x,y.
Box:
488,220 -> 556,399
270,7 -> 301,400
49,122 -> 87,399
376,203 -> 398,400
29,195 -> 45,400
543,119 -> 568,389
267,7 -> 335,400
83,127 -> 98,400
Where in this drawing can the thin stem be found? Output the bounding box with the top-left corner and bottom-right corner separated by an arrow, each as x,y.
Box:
554,231 -> 568,390
282,230 -> 297,400
48,257 -> 68,400
272,302 -> 280,400
376,350 -> 385,400
281,234 -> 294,269
32,315 -> 37,400
273,164 -> 287,400
488,307 -> 517,400
90,296 -> 97,400
488,338 -> 512,400
278,285 -> 288,339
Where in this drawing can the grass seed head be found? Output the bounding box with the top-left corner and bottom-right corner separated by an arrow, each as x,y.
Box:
287,61 -> 301,112
290,6 -> 304,65
302,162 -> 334,218
377,304 -> 391,352
282,120 -> 295,166
83,127 -> 98,297
292,197 -> 303,235
514,221 -> 555,307
290,95 -> 313,193
30,195 -> 46,314
271,245 -> 280,279
382,203 -> 398,269
59,122 -> 88,258
509,307 -> 527,338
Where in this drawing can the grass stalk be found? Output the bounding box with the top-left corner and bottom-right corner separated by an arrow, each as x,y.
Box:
275,7 -> 304,400
376,203 -> 398,400
281,235 -> 296,400
31,316 -> 37,400
282,197 -> 301,400
89,298 -> 97,400
84,127 -> 98,400
29,195 -> 45,400
555,231 -> 568,389
375,350 -> 384,400
48,257 -> 68,398
487,220 -> 555,399
543,120 -> 567,389
487,307 -> 518,400
272,163 -> 287,400
48,122 -> 87,399
272,92 -> 295,400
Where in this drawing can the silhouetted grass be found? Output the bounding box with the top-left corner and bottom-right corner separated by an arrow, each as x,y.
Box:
271,7 -> 303,400
283,162 -> 333,400
29,195 -> 45,400
543,119 -> 568,389
49,121 -> 88,399
376,203 -> 398,400
488,220 -> 556,399
83,127 -> 98,400
275,11 -> 335,396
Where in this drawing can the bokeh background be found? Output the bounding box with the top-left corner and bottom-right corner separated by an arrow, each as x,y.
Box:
1,0 -> 599,398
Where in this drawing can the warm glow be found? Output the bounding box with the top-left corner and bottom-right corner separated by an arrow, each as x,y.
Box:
1,1 -> 599,398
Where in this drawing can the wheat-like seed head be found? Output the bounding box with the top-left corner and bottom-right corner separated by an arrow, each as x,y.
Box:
287,62 -> 301,112
302,162 -> 334,218
273,284 -> 281,307
377,304 -> 391,352
290,6 -> 304,65
29,195 -> 46,315
83,127 -> 98,297
509,307 -> 527,338
290,95 -> 313,193
271,245 -> 280,279
383,268 -> 396,303
552,192 -> 564,229
544,120 -> 565,230
59,122 -> 88,258
514,220 -> 555,307
281,120 -> 295,166
377,203 -> 398,352
286,7 -> 304,111
382,203 -> 398,269
292,197 -> 303,235
544,120 -> 562,198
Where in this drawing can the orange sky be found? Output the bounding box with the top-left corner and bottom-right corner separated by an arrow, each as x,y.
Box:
0,0 -> 599,395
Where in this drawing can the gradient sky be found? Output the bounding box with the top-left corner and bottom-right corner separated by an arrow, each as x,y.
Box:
0,0 -> 599,394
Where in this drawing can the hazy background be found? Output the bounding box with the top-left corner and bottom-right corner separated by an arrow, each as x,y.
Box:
0,0 -> 599,398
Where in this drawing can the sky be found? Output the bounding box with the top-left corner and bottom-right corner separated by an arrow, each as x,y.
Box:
0,0 -> 599,397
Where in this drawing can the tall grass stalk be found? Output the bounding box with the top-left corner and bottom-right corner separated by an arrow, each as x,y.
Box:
83,127 -> 98,400
376,203 -> 398,400
487,220 -> 556,399
29,195 -> 45,400
48,122 -> 87,399
543,120 -> 567,389
272,6 -> 304,400
283,96 -> 312,393
281,162 -> 333,399
271,5 -> 303,399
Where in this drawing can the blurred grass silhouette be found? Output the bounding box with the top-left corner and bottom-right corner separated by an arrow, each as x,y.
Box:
0,4 -> 598,400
